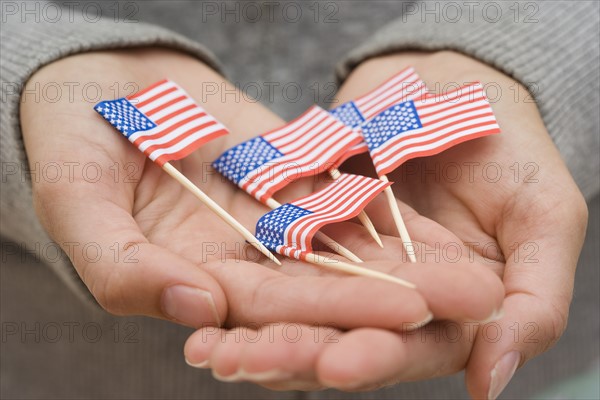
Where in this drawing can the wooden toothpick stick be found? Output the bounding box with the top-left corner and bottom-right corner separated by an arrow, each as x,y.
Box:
303,252 -> 415,288
328,168 -> 384,248
265,198 -> 363,263
380,175 -> 416,263
162,163 -> 281,266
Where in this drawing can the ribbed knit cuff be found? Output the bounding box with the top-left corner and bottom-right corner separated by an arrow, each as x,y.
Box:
0,11 -> 224,305
336,1 -> 600,199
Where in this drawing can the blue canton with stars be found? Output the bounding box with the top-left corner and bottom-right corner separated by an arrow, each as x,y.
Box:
95,99 -> 156,138
330,101 -> 365,128
361,100 -> 423,151
212,136 -> 284,185
255,204 -> 313,251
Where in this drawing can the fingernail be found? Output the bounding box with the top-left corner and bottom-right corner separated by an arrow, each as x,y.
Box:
185,358 -> 210,368
480,308 -> 504,324
488,351 -> 520,400
213,368 -> 292,383
237,369 -> 293,382
162,285 -> 220,327
212,370 -> 242,382
404,312 -> 434,331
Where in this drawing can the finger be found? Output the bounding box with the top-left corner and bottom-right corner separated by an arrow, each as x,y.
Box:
184,327 -> 223,369
275,235 -> 505,323
466,184 -> 588,399
33,182 -> 228,327
195,324 -> 330,390
200,260 -> 432,331
317,324 -> 472,390
186,323 -> 473,391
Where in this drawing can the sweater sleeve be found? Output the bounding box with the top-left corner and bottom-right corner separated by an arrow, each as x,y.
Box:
336,0 -> 600,200
0,2 -> 224,304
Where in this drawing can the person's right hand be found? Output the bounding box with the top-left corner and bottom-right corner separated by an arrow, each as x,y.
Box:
21,47 -> 503,373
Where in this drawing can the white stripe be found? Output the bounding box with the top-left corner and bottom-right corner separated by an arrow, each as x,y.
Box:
414,91 -> 485,117
355,68 -> 415,107
247,133 -> 358,200
358,75 -> 421,113
275,119 -> 347,154
137,91 -> 193,114
263,107 -> 322,142
294,175 -> 357,209
289,180 -> 384,250
416,98 -> 489,124
143,98 -> 198,122
270,113 -> 336,151
245,133 -> 358,200
137,114 -> 216,151
372,113 -> 497,161
130,81 -> 177,104
295,186 -> 383,250
361,83 -> 428,120
374,120 -> 499,172
147,123 -> 225,161
127,108 -> 205,142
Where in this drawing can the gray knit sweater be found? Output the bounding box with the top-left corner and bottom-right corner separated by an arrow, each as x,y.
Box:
1,0 -> 598,311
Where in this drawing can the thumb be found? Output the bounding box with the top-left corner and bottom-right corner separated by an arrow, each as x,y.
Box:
465,187 -> 588,399
34,183 -> 228,328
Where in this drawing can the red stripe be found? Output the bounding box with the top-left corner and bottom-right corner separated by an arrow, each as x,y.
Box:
416,99 -> 487,121
269,115 -> 337,150
243,129 -> 361,202
286,177 -> 373,247
145,95 -> 187,116
245,123 -> 350,192
375,117 -> 497,165
294,175 -> 366,211
256,134 -> 361,203
142,120 -> 218,156
363,93 -> 424,119
417,83 -> 482,109
154,129 -> 228,166
135,86 -> 178,109
154,104 -> 199,125
132,111 -> 207,145
127,79 -> 169,100
284,175 -> 389,255
360,80 -> 423,117
299,181 -> 387,247
331,144 -> 368,169
376,128 -> 500,176
374,121 -> 499,170
355,68 -> 414,105
263,107 -> 323,143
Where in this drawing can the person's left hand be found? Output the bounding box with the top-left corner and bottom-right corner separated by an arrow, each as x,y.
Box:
183,51 -> 588,398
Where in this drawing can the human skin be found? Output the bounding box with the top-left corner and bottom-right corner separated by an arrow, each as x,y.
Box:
19,48 -> 585,398
182,51 -> 588,398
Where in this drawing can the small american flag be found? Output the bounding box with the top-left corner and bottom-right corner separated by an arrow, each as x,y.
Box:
95,79 -> 228,166
212,106 -> 362,203
255,173 -> 389,260
329,67 -> 428,167
362,82 -> 501,176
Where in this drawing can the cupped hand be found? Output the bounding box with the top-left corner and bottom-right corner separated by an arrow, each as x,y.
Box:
20,49 -> 502,338
342,52 -> 588,397
183,51 -> 588,398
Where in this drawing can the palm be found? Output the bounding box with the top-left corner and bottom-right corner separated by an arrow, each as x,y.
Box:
22,50 -> 510,394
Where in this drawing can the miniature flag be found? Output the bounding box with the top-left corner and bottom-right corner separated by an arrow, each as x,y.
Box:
255,173 -> 389,260
329,67 -> 428,166
95,79 -> 228,166
362,82 -> 501,176
212,106 -> 362,203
